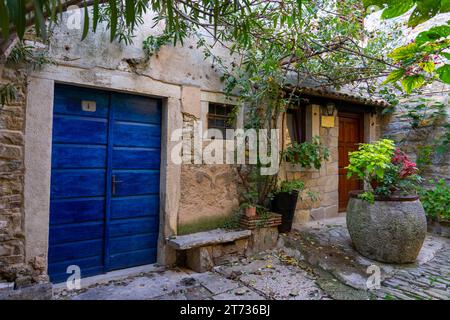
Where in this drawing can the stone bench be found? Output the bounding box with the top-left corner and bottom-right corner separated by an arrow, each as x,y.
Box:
168,229 -> 252,272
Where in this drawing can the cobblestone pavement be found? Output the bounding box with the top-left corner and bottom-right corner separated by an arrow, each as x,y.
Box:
54,252 -> 327,300
54,218 -> 449,300
282,217 -> 450,300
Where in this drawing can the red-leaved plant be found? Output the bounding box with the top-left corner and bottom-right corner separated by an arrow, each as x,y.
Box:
391,148 -> 418,179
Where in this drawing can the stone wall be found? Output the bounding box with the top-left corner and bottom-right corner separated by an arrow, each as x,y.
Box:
380,93 -> 450,185
0,62 -> 27,282
0,61 -> 47,286
177,114 -> 240,234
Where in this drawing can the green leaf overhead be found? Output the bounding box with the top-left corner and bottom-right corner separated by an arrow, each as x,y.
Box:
440,0 -> 450,12
82,0 -> 89,40
388,43 -> 420,61
0,0 -> 10,39
436,64 -> 450,83
7,0 -> 26,40
381,0 -> 415,19
408,0 -> 441,27
109,0 -> 117,42
125,0 -> 135,28
415,25 -> 450,44
382,69 -> 406,85
93,0 -> 99,32
401,75 -> 425,93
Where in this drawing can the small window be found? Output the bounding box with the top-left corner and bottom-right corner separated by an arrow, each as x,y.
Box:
287,107 -> 306,144
207,103 -> 234,139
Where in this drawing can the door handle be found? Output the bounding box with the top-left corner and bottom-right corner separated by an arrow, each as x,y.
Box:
112,175 -> 123,195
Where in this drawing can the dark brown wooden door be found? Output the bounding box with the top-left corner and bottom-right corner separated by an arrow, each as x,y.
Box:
338,112 -> 363,212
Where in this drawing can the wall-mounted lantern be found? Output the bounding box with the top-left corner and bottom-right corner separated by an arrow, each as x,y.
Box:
324,102 -> 336,116
321,102 -> 336,127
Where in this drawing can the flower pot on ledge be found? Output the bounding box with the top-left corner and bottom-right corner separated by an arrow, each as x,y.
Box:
245,206 -> 257,218
346,191 -> 427,264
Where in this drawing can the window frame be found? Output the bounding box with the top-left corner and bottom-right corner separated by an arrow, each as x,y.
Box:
287,107 -> 307,144
207,102 -> 235,139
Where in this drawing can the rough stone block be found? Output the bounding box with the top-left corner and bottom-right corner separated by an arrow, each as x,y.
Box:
181,85 -> 201,119
186,246 -> 214,273
293,209 -> 310,226
323,205 -> 339,219
246,227 -> 279,255
326,163 -> 338,176
324,175 -> 338,192
321,191 -> 339,207
310,208 -> 325,220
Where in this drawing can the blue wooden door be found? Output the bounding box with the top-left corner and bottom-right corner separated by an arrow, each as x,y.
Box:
48,84 -> 161,283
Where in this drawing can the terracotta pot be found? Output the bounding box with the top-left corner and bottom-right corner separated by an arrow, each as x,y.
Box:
245,206 -> 257,218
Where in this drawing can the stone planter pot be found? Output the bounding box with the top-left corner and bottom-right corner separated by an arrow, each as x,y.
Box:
346,192 -> 427,264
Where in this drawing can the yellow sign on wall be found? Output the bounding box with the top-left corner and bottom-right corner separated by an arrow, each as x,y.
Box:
321,116 -> 335,128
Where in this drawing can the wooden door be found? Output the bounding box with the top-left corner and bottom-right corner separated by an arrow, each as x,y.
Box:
49,84 -> 161,283
338,112 -> 363,212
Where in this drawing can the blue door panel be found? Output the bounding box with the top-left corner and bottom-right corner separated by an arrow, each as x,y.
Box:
113,122 -> 161,148
48,240 -> 103,263
49,84 -> 161,283
109,249 -> 157,271
109,234 -> 158,254
112,94 -> 161,124
112,147 -> 161,169
49,222 -> 104,245
111,195 -> 159,220
51,169 -> 106,198
52,116 -> 108,144
52,145 -> 107,168
111,171 -> 160,196
50,198 -> 105,225
109,217 -> 158,238
54,84 -> 110,118
49,267 -> 104,284
48,256 -> 103,278
53,95 -> 109,118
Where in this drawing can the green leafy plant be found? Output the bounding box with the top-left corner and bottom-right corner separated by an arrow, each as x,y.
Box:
346,139 -> 396,182
283,136 -> 330,169
419,179 -> 450,221
276,180 -> 305,195
346,139 -> 423,201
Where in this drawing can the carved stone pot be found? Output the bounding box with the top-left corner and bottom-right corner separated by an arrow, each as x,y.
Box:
346,192 -> 427,264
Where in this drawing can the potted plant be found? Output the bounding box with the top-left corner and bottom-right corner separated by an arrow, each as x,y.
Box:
345,139 -> 426,263
241,202 -> 257,218
272,180 -> 305,233
271,137 -> 328,232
